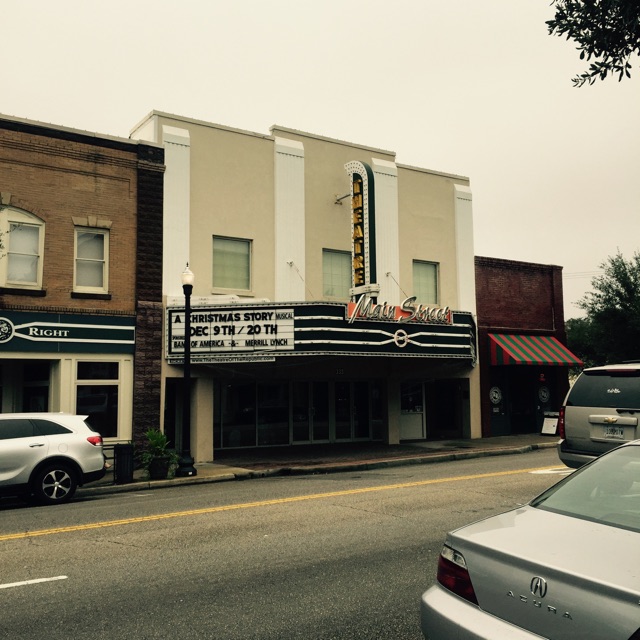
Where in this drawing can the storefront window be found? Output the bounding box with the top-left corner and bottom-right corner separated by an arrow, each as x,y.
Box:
23,361 -> 50,412
215,379 -> 384,448
257,382 -> 289,446
76,361 -> 119,438
401,382 -> 423,413
220,382 -> 256,447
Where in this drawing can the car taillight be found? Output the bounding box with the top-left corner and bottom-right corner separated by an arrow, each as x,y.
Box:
436,544 -> 478,605
558,406 -> 566,439
87,435 -> 103,446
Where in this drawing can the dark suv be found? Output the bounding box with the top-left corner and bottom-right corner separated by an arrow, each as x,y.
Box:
558,363 -> 640,468
0,413 -> 106,504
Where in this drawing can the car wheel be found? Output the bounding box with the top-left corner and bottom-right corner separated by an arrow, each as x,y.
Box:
32,464 -> 77,505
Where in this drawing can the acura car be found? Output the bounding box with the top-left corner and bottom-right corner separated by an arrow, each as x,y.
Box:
421,440 -> 640,639
0,413 -> 106,505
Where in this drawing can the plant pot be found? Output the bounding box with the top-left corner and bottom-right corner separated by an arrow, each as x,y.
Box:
148,456 -> 171,480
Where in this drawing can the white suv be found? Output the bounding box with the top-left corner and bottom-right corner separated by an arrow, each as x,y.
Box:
0,413 -> 106,504
558,363 -> 640,468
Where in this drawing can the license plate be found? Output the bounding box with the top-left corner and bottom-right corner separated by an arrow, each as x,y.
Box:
604,426 -> 624,439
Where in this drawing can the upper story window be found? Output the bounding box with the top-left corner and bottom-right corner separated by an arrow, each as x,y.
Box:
413,260 -> 439,305
323,249 -> 351,299
213,236 -> 251,291
0,208 -> 45,290
74,228 -> 109,293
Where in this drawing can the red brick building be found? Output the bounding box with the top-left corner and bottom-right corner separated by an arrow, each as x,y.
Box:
0,114 -> 164,444
475,256 -> 582,437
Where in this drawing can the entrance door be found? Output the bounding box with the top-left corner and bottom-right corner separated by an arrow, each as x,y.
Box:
400,381 -> 425,440
311,382 -> 330,442
291,381 -> 331,444
335,381 -> 372,441
292,381 -> 310,443
335,381 -> 351,440
353,381 -> 370,439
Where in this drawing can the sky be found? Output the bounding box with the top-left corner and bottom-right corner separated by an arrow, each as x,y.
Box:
2,0 -> 639,319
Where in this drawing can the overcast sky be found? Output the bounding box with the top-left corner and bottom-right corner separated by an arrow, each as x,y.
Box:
3,0 -> 638,318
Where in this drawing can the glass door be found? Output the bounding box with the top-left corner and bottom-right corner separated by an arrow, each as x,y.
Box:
292,381 -> 310,443
312,381 -> 330,441
353,381 -> 370,439
335,381 -> 352,440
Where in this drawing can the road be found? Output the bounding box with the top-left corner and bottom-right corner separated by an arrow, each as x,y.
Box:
0,448 -> 568,639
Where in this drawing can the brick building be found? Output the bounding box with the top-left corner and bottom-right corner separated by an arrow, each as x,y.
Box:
475,256 -> 582,437
0,114 -> 164,445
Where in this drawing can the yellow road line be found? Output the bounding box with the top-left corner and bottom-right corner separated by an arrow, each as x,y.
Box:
0,465 -> 559,542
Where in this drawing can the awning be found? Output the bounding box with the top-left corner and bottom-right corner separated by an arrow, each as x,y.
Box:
488,334 -> 583,366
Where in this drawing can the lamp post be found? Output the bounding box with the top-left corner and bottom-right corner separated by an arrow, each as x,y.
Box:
176,263 -> 197,477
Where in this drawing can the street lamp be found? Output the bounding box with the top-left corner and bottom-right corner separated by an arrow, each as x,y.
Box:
176,263 -> 197,477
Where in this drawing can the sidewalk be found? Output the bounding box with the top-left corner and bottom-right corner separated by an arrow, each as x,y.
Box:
79,434 -> 559,497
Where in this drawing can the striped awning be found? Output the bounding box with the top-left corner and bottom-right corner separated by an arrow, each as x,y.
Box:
488,334 -> 583,366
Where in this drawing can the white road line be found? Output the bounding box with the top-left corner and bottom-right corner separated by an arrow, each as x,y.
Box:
529,468 -> 573,475
0,575 -> 68,590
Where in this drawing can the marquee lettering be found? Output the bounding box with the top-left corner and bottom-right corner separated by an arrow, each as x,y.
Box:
347,295 -> 452,325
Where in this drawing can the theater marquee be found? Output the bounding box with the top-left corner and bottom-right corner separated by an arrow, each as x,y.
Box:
166,302 -> 476,364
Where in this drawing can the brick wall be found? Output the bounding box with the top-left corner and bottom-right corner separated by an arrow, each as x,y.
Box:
475,256 -> 565,334
133,144 -> 165,442
0,122 -> 139,313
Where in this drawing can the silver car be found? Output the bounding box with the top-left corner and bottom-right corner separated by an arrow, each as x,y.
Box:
0,413 -> 106,505
558,363 -> 640,468
421,441 -> 640,639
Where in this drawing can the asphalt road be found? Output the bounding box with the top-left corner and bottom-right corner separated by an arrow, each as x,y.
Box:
0,448 -> 568,639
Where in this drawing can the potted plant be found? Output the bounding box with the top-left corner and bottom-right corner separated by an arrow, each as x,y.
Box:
141,429 -> 179,480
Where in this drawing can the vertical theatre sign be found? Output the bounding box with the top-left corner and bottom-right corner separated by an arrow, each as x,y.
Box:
345,161 -> 376,291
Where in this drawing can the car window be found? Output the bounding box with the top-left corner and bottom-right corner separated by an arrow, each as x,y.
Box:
0,418 -> 36,440
32,419 -> 73,436
567,369 -> 640,408
532,445 -> 640,532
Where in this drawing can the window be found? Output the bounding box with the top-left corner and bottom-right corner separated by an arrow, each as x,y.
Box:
323,249 -> 351,299
0,208 -> 45,289
413,260 -> 438,304
75,228 -> 109,292
213,236 -> 251,290
75,361 -> 119,438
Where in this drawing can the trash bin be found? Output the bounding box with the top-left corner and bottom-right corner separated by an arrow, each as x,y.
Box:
114,443 -> 134,484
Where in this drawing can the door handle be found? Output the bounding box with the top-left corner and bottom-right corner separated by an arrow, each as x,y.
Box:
29,443 -> 45,448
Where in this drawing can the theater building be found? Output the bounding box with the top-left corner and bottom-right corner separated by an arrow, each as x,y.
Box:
131,112 -> 480,461
0,114 -> 164,443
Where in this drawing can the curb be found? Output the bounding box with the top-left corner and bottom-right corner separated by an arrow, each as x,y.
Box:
79,441 -> 558,497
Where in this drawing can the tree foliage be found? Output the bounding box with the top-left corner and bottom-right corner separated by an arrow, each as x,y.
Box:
565,317 -> 598,369
547,0 -> 640,86
567,251 -> 640,365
